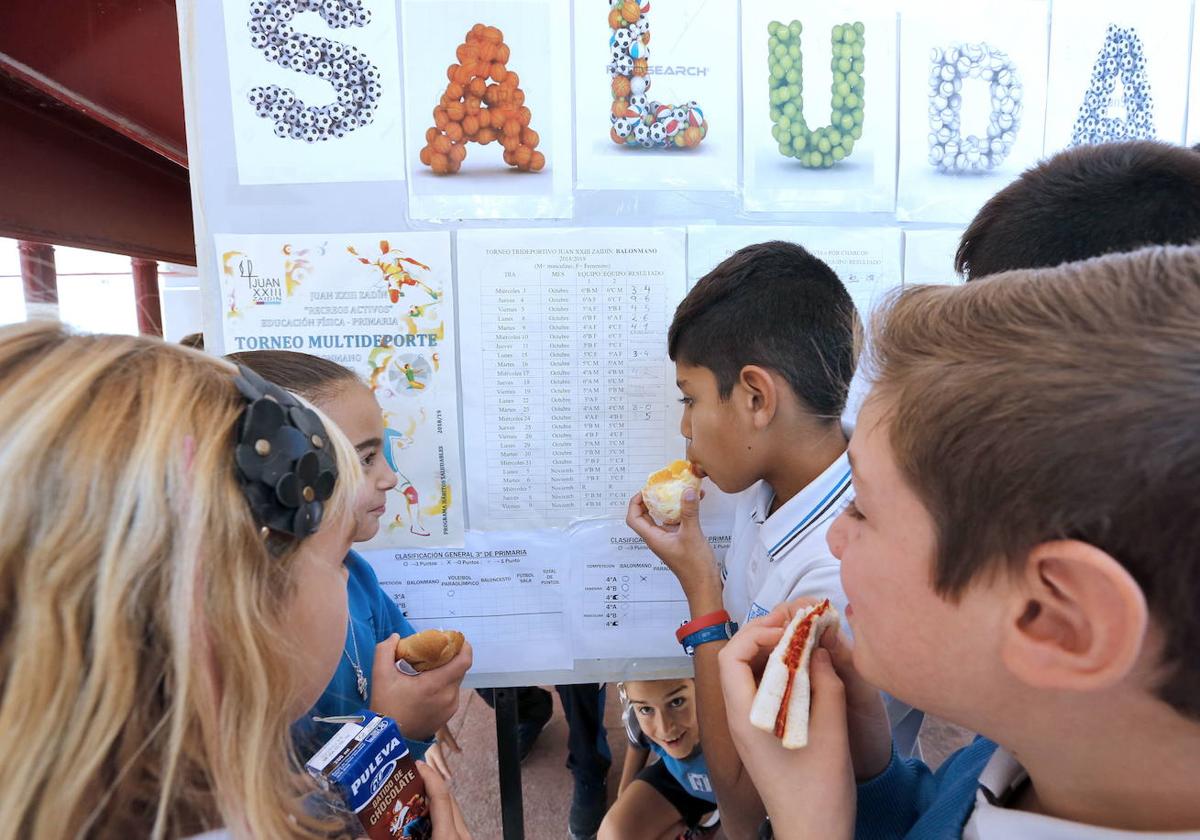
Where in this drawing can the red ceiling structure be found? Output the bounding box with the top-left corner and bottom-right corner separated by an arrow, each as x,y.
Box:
0,1 -> 197,267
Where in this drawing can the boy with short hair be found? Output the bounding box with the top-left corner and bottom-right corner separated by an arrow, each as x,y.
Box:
719,245 -> 1200,839
956,140 -> 1200,280
627,241 -> 919,838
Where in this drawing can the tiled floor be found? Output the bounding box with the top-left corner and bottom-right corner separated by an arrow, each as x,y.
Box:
436,685 -> 973,840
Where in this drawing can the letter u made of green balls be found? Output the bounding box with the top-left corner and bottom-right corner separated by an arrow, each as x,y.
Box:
768,20 -> 864,168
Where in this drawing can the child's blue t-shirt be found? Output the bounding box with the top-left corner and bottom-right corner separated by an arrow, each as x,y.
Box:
648,741 -> 717,804
295,551 -> 431,758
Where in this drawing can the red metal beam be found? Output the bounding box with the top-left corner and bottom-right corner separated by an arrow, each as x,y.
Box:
18,241 -> 59,320
0,75 -> 196,265
131,257 -> 164,336
0,0 -> 188,166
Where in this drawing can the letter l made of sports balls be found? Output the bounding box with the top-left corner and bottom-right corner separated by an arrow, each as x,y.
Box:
609,1 -> 709,149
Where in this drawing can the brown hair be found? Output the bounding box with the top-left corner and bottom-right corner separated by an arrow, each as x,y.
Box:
226,349 -> 359,404
870,245 -> 1200,719
956,141 -> 1200,281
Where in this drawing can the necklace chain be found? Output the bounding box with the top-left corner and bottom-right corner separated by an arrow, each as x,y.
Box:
344,620 -> 369,702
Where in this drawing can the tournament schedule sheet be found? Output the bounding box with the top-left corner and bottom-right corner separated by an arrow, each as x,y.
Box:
458,228 -> 687,530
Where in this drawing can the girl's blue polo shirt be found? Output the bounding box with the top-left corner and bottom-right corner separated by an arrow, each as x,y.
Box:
295,551 -> 433,759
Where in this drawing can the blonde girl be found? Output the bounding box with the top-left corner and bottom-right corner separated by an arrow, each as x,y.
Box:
0,322 -> 467,839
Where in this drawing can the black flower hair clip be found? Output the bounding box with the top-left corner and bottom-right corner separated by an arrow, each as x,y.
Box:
232,365 -> 338,548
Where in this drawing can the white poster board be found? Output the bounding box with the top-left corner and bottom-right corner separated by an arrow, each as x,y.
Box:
896,0 -> 1050,223
573,0 -> 739,192
903,228 -> 966,286
400,0 -> 573,219
1044,0 -> 1191,153
220,0 -> 407,185
213,231 -> 467,547
741,3 -> 899,213
1188,7 -> 1200,146
456,227 -> 687,531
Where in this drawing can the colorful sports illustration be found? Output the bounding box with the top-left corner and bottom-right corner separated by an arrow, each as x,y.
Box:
215,231 -> 465,547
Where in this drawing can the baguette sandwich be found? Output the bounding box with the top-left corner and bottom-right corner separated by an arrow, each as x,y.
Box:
749,599 -> 840,748
394,628 -> 465,672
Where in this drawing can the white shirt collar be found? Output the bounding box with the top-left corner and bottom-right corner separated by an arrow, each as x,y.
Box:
965,748 -> 1200,840
753,448 -> 852,560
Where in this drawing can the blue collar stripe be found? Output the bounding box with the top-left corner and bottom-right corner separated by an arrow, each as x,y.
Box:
767,469 -> 853,557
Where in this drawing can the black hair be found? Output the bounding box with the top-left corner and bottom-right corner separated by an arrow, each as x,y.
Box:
958,141 -> 1200,280
667,240 -> 857,421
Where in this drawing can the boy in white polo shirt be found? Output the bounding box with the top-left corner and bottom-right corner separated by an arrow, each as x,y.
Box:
627,240 -> 918,839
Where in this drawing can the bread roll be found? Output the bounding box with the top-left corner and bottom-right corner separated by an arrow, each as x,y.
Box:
641,460 -> 702,525
394,628 -> 465,672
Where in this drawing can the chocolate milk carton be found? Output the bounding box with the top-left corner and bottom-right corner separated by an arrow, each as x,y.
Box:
306,713 -> 431,840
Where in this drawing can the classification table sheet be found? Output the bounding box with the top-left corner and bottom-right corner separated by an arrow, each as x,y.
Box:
365,530 -> 572,674
458,228 -> 687,530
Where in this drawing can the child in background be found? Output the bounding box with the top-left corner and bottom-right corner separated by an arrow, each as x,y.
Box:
230,350 -> 471,763
600,679 -> 718,840
719,246 -> 1200,839
626,241 -> 920,838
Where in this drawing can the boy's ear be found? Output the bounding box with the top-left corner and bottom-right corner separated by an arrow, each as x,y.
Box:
1000,540 -> 1148,693
737,365 -> 778,428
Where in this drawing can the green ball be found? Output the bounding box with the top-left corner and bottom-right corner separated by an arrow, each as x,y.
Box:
842,136 -> 855,153
777,114 -> 791,130
853,21 -> 864,34
840,113 -> 854,130
780,55 -> 794,71
845,93 -> 860,109
785,68 -> 800,84
768,21 -> 782,36
788,44 -> 801,60
831,146 -> 846,161
852,108 -> 864,124
851,42 -> 863,58
778,142 -> 792,157
832,24 -> 845,41
828,128 -> 842,145
789,83 -> 801,99
817,136 -> 832,153
808,150 -> 823,167
792,133 -> 808,152
847,71 -> 862,88
771,64 -> 785,80
851,125 -> 862,139
836,81 -> 851,97
774,44 -> 787,59
852,58 -> 864,73
789,20 -> 802,36
770,106 -> 782,121
843,29 -> 858,44
839,43 -> 853,59
782,102 -> 797,118
832,94 -> 845,109
838,57 -> 852,73
823,153 -> 834,167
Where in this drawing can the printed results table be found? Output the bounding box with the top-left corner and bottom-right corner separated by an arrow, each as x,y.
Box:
459,229 -> 687,531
